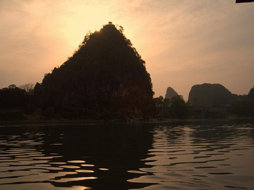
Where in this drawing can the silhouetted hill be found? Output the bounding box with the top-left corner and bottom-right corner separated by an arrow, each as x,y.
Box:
34,22 -> 154,119
248,87 -> 254,99
165,87 -> 178,100
188,83 -> 237,107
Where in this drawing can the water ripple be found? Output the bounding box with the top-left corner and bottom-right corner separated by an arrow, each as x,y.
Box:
0,122 -> 254,189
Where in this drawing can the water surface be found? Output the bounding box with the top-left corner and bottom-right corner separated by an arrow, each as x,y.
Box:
0,120 -> 254,189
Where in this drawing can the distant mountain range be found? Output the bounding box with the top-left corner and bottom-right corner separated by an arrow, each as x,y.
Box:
166,83 -> 254,107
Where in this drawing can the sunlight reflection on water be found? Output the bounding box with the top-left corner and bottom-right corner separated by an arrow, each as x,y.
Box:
0,121 -> 253,189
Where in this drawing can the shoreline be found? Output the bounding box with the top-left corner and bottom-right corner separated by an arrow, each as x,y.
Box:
1,117 -> 254,127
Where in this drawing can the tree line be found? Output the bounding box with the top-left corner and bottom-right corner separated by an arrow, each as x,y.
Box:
1,83 -> 253,121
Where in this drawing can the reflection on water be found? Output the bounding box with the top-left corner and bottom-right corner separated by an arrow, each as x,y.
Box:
0,121 -> 254,189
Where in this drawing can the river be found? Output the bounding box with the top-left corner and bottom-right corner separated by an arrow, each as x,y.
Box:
0,120 -> 253,189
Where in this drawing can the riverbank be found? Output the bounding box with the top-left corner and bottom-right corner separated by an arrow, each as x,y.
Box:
1,115 -> 254,127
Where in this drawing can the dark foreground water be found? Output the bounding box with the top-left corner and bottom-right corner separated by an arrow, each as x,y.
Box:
0,120 -> 254,190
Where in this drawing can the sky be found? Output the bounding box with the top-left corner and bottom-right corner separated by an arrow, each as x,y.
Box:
0,0 -> 253,100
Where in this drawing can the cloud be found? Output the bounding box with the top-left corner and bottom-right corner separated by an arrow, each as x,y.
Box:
136,0 -> 254,98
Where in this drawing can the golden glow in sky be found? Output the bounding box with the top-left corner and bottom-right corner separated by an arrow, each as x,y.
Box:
0,0 -> 253,99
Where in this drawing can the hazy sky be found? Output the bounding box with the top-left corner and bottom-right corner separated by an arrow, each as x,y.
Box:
0,0 -> 253,100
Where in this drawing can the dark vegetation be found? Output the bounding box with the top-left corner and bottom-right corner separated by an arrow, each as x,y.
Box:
0,84 -> 29,120
1,83 -> 253,121
0,23 -> 253,121
154,95 -> 191,119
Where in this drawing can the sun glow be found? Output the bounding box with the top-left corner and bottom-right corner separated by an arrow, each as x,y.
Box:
58,4 -> 116,50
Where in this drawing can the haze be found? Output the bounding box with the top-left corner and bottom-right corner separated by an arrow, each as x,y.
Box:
0,0 -> 253,99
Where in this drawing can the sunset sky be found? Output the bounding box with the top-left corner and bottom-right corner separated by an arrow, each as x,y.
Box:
0,0 -> 253,100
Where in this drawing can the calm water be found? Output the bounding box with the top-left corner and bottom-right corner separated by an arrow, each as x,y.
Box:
0,121 -> 254,190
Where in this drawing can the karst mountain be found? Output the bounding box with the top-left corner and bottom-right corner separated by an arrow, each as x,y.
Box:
34,22 -> 154,119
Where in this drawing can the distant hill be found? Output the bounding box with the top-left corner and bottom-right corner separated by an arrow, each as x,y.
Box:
248,87 -> 254,99
165,87 -> 178,99
34,22 -> 154,119
188,83 -> 237,107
